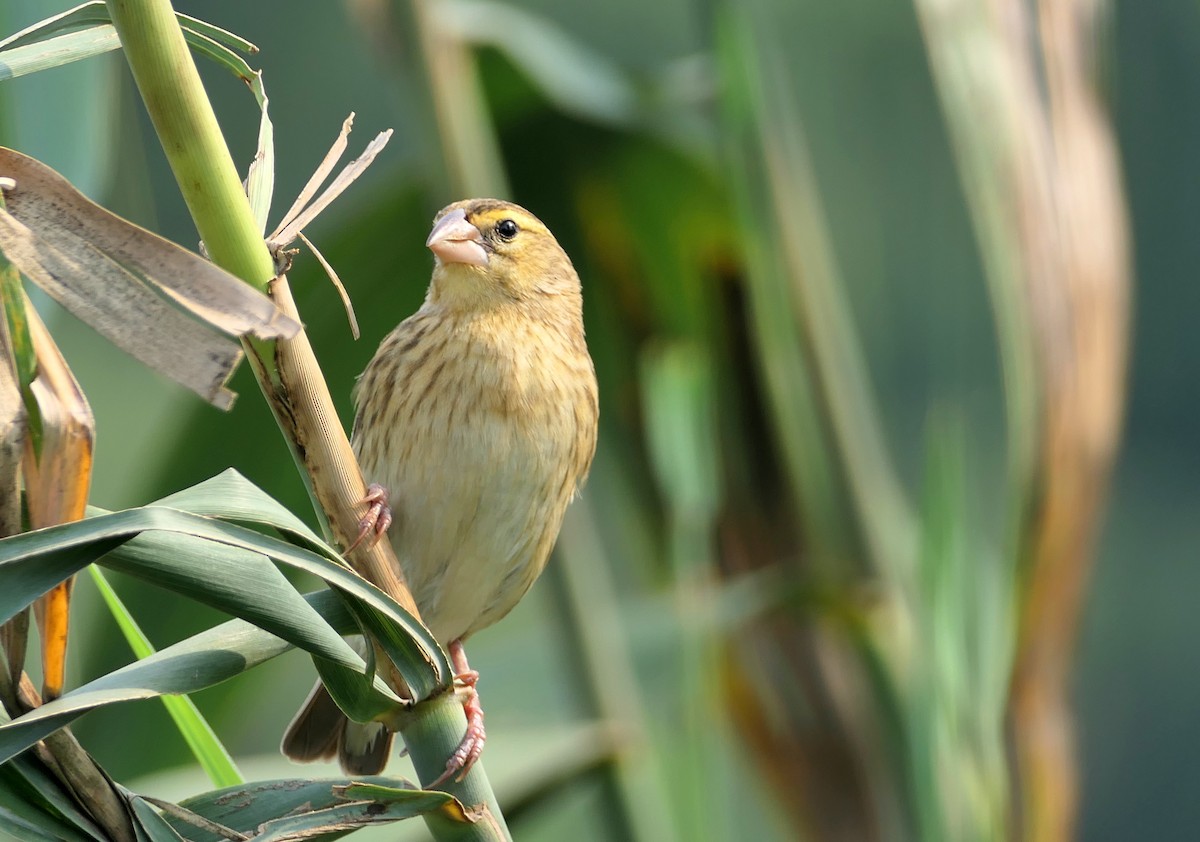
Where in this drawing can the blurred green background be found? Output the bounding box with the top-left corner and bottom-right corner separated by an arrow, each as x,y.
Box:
0,0 -> 1194,840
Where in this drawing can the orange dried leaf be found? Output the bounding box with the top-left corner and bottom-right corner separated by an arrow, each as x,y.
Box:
20,292 -> 94,701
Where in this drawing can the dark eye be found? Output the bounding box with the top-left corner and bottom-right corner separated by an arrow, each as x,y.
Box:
496,219 -> 519,241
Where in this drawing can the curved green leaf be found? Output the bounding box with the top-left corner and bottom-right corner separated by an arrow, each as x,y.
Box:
0,3 -> 113,51
0,590 -> 371,766
0,508 -> 362,671
0,499 -> 448,695
149,468 -> 327,549
148,470 -> 448,692
0,27 -> 119,83
253,792 -> 459,842
0,3 -> 258,80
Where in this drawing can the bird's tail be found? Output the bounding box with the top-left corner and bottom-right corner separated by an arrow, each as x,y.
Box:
281,681 -> 393,775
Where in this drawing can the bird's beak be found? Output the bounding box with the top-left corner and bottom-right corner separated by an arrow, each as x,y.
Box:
426,208 -> 489,267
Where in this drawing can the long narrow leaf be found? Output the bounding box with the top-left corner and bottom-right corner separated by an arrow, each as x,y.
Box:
0,3 -> 112,51
0,2 -> 257,77
0,27 -> 120,82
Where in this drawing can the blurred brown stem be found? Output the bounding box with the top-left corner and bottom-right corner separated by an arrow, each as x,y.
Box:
1008,2 -> 1131,839
914,0 -> 1130,838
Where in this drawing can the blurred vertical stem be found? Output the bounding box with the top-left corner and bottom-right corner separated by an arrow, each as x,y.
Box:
717,1 -> 915,580
381,0 -> 510,198
913,0 -> 1130,839
909,417 -> 1011,842
715,6 -> 911,839
554,504 -> 683,842
641,343 -> 726,842
103,0 -> 509,837
910,0 -> 1041,543
412,0 -> 509,198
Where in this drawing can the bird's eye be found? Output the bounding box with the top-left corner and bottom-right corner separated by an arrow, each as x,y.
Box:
496,219 -> 519,241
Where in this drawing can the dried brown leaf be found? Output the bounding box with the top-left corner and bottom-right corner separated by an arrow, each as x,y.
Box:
265,117 -> 388,339
267,120 -> 393,248
298,231 -> 359,339
270,113 -> 355,242
0,147 -> 300,409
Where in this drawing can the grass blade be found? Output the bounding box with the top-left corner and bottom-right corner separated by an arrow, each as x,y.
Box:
87,566 -> 243,789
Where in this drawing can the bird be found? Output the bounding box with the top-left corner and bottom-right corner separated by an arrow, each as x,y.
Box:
282,198 -> 599,786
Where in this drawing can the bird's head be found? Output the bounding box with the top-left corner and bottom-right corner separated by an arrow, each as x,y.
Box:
425,199 -> 581,314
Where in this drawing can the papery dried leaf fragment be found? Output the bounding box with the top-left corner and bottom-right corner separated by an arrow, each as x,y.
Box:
0,147 -> 300,409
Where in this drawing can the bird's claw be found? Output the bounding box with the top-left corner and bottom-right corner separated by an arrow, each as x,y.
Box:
428,640 -> 486,787
345,483 -> 392,555
430,686 -> 486,787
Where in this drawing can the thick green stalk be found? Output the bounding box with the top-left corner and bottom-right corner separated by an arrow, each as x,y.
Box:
103,1 -> 508,837
401,694 -> 507,835
105,2 -> 274,289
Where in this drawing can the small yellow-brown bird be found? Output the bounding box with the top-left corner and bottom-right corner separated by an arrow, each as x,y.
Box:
282,199 -> 598,784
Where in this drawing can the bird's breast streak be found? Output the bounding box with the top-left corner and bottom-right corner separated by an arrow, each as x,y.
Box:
357,321 -> 578,643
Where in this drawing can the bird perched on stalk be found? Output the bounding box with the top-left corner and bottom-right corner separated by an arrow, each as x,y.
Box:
282,199 -> 599,786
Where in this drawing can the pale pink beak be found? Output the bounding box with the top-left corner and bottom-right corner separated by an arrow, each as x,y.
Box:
426,208 -> 489,267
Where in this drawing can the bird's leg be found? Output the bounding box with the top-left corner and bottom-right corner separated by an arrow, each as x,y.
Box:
430,639 -> 486,787
345,483 -> 393,554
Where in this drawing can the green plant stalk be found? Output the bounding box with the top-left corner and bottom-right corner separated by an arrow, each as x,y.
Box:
87,565 -> 244,789
102,1 -> 509,837
910,0 -> 1039,559
0,191 -> 41,459
399,693 -> 508,837
104,2 -> 272,289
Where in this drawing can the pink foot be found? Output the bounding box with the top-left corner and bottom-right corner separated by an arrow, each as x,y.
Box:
345,483 -> 392,554
430,640 -> 486,787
